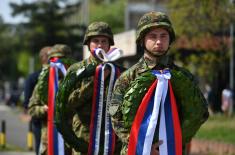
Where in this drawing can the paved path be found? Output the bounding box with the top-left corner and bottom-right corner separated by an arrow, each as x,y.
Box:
0,103 -> 34,155
0,152 -> 34,155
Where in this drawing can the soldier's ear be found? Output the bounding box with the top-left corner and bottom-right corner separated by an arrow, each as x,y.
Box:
87,41 -> 91,51
140,39 -> 144,47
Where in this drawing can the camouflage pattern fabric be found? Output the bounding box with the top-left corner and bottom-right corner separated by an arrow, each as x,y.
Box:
28,58 -> 76,155
55,56 -> 124,155
47,44 -> 72,59
109,55 -> 209,155
83,21 -> 114,46
136,11 -> 175,44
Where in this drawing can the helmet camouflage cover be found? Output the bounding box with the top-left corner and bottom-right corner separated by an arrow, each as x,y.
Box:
83,21 -> 114,46
136,11 -> 175,44
48,44 -> 72,59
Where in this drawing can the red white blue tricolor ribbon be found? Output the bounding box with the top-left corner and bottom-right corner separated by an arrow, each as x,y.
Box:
48,57 -> 67,155
128,69 -> 182,155
91,48 -> 123,62
88,48 -> 122,155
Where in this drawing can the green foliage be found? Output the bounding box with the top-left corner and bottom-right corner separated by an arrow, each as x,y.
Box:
90,0 -> 125,33
167,0 -> 234,97
10,0 -> 86,58
182,51 -> 228,84
17,51 -> 31,76
0,23 -> 21,81
0,0 -> 87,81
168,0 -> 235,38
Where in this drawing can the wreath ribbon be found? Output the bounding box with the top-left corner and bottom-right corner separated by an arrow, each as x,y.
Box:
128,69 -> 182,155
91,48 -> 123,62
88,48 -> 121,155
48,57 -> 67,155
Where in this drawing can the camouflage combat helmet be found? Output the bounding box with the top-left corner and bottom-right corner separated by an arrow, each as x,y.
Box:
136,11 -> 175,44
48,44 -> 72,59
83,21 -> 114,46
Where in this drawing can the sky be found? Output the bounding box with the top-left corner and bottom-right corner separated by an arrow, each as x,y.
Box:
0,0 -> 34,24
0,0 -> 77,24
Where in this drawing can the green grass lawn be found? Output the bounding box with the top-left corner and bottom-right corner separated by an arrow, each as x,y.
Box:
194,113 -> 235,144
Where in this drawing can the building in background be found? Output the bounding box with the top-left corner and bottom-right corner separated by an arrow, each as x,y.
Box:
121,0 -> 168,67
125,0 -> 168,30
83,0 -> 169,68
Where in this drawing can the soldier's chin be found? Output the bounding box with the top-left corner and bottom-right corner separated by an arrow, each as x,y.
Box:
151,51 -> 167,57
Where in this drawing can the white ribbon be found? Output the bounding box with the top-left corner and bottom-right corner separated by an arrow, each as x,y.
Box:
104,63 -> 116,155
92,48 -> 122,155
94,48 -> 123,62
94,63 -> 117,155
50,61 -> 67,76
50,61 -> 67,155
58,133 -> 65,155
142,71 -> 171,155
159,73 -> 171,155
94,65 -> 105,155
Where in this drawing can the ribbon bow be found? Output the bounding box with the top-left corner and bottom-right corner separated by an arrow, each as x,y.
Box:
50,60 -> 67,76
152,69 -> 171,80
92,48 -> 123,62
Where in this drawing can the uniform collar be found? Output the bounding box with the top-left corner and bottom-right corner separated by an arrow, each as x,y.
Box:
137,53 -> 173,74
87,55 -> 100,66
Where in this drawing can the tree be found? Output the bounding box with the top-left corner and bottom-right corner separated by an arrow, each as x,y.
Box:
0,22 -> 21,81
10,0 -> 86,60
89,0 -> 125,33
168,0 -> 235,38
167,0 -> 235,112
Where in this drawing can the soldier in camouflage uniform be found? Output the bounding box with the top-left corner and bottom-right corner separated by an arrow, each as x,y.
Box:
24,46 -> 50,155
28,44 -> 76,155
109,11 -> 209,154
55,22 -> 124,155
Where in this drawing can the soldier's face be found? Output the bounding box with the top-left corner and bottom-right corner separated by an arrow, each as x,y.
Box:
89,36 -> 110,52
40,51 -> 49,65
144,27 -> 170,56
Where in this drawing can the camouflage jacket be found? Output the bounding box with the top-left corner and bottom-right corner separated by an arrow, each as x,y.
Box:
28,65 -> 49,121
55,56 -> 124,154
28,58 -> 76,155
109,55 -> 209,154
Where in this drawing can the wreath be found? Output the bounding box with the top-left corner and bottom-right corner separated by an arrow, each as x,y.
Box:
54,61 -> 97,151
37,57 -> 77,104
121,67 -> 209,144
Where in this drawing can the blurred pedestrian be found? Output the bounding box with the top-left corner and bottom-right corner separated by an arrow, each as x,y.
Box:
221,86 -> 234,117
23,46 -> 50,155
28,44 -> 76,155
6,82 -> 20,107
55,21 -> 124,155
109,11 -> 209,155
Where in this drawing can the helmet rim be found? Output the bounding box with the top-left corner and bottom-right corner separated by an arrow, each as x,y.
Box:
83,22 -> 114,46
136,11 -> 175,45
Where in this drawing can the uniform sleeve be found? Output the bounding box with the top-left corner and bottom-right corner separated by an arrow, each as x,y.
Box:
67,77 -> 93,109
28,68 -> 49,119
55,66 -> 89,152
109,71 -> 132,145
23,71 -> 40,110
28,83 -> 47,119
